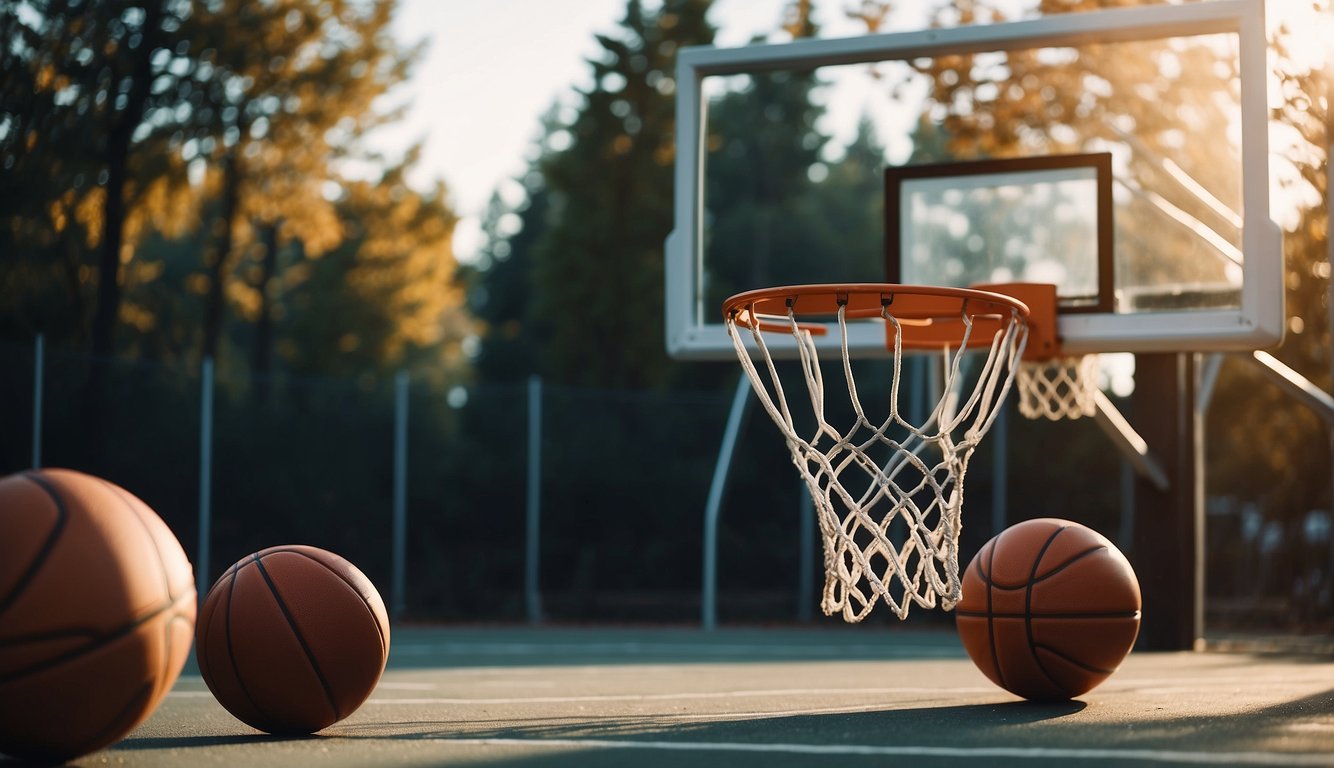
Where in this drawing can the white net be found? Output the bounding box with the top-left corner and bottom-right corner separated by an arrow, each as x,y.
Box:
726,296 -> 1027,621
1016,354 -> 1100,421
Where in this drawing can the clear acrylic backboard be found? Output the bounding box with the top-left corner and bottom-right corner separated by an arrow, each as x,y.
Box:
665,0 -> 1282,360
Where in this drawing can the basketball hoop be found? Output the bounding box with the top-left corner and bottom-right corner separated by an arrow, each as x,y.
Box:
723,284 -> 1032,621
1016,354 -> 1100,421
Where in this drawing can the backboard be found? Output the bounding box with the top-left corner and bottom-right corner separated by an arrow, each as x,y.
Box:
665,0 -> 1282,360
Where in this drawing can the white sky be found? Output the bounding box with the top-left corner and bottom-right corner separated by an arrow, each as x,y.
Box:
374,0 -> 911,261
370,0 -> 1330,264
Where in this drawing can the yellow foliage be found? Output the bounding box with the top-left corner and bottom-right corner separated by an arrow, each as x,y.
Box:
75,188 -> 105,248
47,200 -> 67,235
119,302 -> 157,333
139,259 -> 165,281
137,173 -> 202,240
227,278 -> 262,321
185,274 -> 211,295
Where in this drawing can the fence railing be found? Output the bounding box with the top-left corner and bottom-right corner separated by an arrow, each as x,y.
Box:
7,337 -> 829,626
4,336 -> 1328,632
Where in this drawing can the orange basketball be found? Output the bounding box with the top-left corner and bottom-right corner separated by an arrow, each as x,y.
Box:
0,469 -> 196,762
196,545 -> 390,734
956,518 -> 1141,701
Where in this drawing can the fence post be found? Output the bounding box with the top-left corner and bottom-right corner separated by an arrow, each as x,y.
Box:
391,370 -> 409,621
31,334 -> 44,469
797,484 -> 814,622
526,375 -> 543,624
703,375 -> 750,631
991,404 -> 1007,536
197,357 -> 215,602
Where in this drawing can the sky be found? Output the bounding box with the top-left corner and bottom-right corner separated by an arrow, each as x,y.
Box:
374,0 -> 895,262
371,0 -> 1333,265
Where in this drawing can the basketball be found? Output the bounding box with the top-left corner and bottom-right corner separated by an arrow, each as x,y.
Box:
956,518 -> 1141,701
0,469 -> 196,762
196,545 -> 390,734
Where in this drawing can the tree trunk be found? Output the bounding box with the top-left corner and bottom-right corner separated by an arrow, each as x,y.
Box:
90,0 -> 164,359
83,0 -> 166,466
252,220 -> 281,402
202,150 -> 242,363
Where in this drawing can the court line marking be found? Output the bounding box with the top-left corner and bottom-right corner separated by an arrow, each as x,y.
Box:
437,737 -> 1334,765
363,685 -> 993,705
391,642 -> 962,658
374,682 -> 437,691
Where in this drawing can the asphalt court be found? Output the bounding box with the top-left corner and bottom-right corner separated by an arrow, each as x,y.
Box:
22,626 -> 1334,767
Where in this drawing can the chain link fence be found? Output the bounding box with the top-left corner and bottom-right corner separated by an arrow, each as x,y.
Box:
2,338 -> 1328,632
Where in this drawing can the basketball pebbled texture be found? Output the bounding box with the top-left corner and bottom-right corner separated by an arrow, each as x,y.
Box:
956,518 -> 1141,701
196,545 -> 390,735
0,468 -> 196,762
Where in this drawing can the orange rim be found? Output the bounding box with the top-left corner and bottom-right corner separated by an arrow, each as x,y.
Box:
722,283 -> 1031,351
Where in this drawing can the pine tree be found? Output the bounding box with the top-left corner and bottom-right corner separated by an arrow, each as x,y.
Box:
525,0 -> 716,389
0,1 -> 196,349
179,0 -> 415,367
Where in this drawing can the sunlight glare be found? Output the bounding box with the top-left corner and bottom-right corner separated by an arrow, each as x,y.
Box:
1272,1 -> 1333,75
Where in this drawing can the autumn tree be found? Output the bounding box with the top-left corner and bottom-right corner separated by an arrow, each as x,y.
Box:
280,155 -> 472,378
1203,7 -> 1333,613
524,0 -> 715,389
177,0 -> 415,366
0,1 -> 197,350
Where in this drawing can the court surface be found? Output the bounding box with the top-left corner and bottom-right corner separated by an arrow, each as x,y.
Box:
43,626 -> 1334,767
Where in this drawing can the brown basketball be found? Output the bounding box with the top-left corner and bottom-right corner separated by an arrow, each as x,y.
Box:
196,545 -> 390,734
0,469 -> 196,762
956,518 -> 1141,701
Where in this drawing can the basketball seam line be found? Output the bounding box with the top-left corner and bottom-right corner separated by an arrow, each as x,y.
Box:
984,542 -> 1004,691
220,560 -> 269,723
0,590 -> 204,645
1031,642 -> 1117,675
253,554 -> 343,721
0,627 -> 102,645
0,589 -> 195,686
1027,526 -> 1075,695
157,599 -> 192,705
0,472 -> 69,622
957,610 -> 1141,619
261,547 -> 388,658
99,477 -> 184,604
977,545 -> 1112,591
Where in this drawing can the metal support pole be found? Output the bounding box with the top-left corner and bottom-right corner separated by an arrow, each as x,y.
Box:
1327,63 -> 1333,405
525,375 -> 543,624
991,404 -> 1008,536
1244,350 -> 1334,609
1326,61 -> 1333,599
31,334 -> 44,469
797,484 -> 814,622
197,357 -> 215,602
1190,354 -> 1208,647
1118,460 -> 1135,552
703,375 -> 751,631
1197,354 -> 1224,413
391,371 -> 409,621
1093,390 -> 1170,492
1131,352 -> 1202,651
908,355 -> 925,425
1247,350 -> 1334,426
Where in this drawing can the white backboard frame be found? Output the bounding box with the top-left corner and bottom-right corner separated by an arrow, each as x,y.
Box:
665,0 -> 1282,360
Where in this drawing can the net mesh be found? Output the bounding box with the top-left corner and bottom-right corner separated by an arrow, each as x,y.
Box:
1016,354 -> 1099,421
726,299 -> 1027,621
